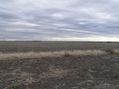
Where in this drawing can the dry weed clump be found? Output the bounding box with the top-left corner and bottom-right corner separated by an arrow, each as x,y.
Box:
104,48 -> 119,55
64,52 -> 71,57
104,48 -> 115,54
0,49 -> 119,60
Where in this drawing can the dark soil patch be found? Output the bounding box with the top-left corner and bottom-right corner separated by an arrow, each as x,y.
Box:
0,54 -> 119,89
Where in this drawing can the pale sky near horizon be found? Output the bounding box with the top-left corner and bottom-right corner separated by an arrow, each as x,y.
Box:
0,0 -> 119,41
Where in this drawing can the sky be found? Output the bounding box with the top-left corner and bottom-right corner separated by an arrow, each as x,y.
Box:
0,0 -> 119,42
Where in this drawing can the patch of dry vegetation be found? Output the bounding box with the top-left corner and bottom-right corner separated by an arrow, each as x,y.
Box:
3,66 -> 70,89
115,49 -> 119,53
39,66 -> 69,78
0,49 -> 119,60
3,68 -> 36,89
104,48 -> 115,54
104,48 -> 119,55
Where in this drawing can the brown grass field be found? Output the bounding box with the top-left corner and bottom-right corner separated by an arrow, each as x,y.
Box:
0,41 -> 119,89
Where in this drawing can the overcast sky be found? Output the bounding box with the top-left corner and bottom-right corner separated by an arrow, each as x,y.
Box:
0,0 -> 119,41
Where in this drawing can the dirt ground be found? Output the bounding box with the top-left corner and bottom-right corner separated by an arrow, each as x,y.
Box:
0,54 -> 119,89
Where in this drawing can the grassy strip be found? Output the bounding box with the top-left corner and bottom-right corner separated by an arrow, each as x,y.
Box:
0,49 -> 119,60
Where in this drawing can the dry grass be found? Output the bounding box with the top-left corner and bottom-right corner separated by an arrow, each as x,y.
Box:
39,66 -> 69,78
115,49 -> 119,53
0,49 -> 119,60
3,68 -> 36,89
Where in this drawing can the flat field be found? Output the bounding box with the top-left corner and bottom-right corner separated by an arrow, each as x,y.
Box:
0,41 -> 119,89
0,41 -> 119,53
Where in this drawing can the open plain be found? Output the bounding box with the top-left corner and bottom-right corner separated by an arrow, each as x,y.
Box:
0,41 -> 119,89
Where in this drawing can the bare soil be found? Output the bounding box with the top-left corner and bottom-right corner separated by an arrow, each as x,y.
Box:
1,54 -> 119,89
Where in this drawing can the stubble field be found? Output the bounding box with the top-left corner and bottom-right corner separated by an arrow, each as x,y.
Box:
0,41 -> 119,89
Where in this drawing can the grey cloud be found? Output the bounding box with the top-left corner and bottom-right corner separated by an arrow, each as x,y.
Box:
0,10 -> 19,19
0,0 -> 119,41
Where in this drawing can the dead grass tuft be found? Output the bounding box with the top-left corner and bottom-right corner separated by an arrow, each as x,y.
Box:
39,66 -> 69,78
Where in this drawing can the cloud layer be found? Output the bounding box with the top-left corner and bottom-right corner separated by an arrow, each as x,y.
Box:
0,0 -> 119,41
